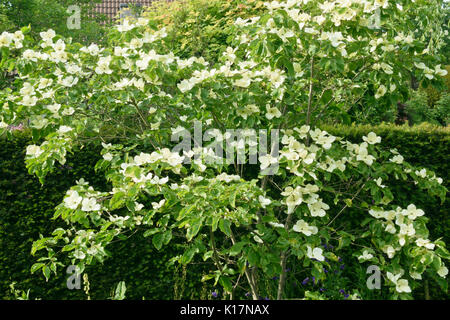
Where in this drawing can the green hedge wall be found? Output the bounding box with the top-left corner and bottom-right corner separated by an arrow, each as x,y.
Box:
0,131 -> 211,300
322,123 -> 449,300
0,123 -> 448,299
322,123 -> 449,244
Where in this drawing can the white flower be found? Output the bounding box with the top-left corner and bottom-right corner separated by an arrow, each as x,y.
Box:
223,46 -> 236,61
268,69 -> 285,88
81,44 -> 101,56
152,199 -> 166,210
315,134 -> 336,150
375,85 -> 387,99
314,15 -> 326,25
356,146 -> 375,166
177,79 -> 195,93
150,176 -> 169,185
307,200 -> 329,217
39,78 -> 53,89
383,245 -> 396,258
415,168 -> 427,178
253,234 -> 264,244
103,153 -> 113,161
437,266 -> 448,278
234,75 -> 251,88
415,238 -> 435,250
259,154 -> 278,170
385,222 -> 396,234
269,222 -> 284,228
390,154 -> 404,164
60,76 -> 78,87
74,250 -> 86,260
434,64 -> 448,77
26,145 -> 43,157
306,246 -> 325,261
95,56 -> 113,74
363,132 -> 381,144
404,204 -> 424,220
324,31 -> 345,47
265,105 -> 282,120
258,196 -> 272,208
57,126 -> 73,134
399,223 -> 415,237
410,272 -> 422,280
135,202 -> 144,211
22,49 -> 37,61
294,125 -> 310,139
20,95 -> 38,106
215,173 -> 241,183
129,38 -> 143,49
293,220 -> 318,236
81,198 -> 101,212
62,107 -> 75,116
40,29 -> 56,42
30,116 -> 48,129
395,279 -> 411,293
20,82 -> 35,96
0,32 -> 12,47
424,67 -> 434,80
358,250 -> 374,261
117,19 -> 136,32
375,177 -> 385,188
64,190 -> 82,209
52,39 -> 65,52
386,271 -> 402,284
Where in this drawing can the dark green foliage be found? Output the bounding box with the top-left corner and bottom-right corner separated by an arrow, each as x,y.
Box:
323,123 -> 449,243
0,131 -> 211,299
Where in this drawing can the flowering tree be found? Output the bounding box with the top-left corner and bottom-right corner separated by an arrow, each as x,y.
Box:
0,0 -> 448,299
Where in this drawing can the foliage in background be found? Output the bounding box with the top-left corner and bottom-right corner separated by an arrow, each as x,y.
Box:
406,65 -> 450,126
142,0 -> 267,64
0,0 -> 108,45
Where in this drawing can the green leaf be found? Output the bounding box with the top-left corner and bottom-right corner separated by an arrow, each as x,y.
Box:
247,248 -> 259,266
31,263 -> 45,274
229,190 -> 237,208
109,192 -> 125,210
113,281 -> 126,300
219,219 -> 232,237
162,230 -> 172,245
219,276 -> 233,293
180,246 -> 199,264
152,233 -> 164,250
229,242 -> 245,256
143,228 -> 160,238
187,217 -> 203,241
203,251 -> 214,261
42,266 -> 51,282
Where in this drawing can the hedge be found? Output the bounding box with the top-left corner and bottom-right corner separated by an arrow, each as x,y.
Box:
0,131 -> 211,300
322,123 -> 450,300
0,123 -> 448,299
